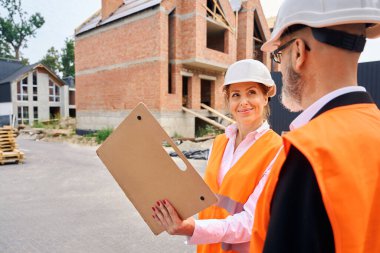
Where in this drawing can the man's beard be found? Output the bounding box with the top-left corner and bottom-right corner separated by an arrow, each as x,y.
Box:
280,61 -> 304,112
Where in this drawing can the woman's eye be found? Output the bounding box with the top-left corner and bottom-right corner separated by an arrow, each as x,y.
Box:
231,93 -> 239,97
248,90 -> 257,95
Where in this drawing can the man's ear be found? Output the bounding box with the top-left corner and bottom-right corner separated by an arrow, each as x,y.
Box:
293,39 -> 307,72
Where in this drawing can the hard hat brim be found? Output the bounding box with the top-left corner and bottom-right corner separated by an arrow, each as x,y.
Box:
224,81 -> 277,97
262,10 -> 380,52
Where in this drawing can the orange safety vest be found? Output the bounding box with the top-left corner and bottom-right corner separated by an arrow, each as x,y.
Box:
197,129 -> 282,253
251,103 -> 380,253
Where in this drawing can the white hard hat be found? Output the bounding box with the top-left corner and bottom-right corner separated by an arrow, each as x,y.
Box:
224,59 -> 276,97
262,0 -> 380,52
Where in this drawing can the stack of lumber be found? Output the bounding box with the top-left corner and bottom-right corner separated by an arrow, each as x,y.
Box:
0,126 -> 24,165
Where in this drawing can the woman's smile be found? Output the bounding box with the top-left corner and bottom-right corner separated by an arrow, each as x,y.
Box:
237,107 -> 254,114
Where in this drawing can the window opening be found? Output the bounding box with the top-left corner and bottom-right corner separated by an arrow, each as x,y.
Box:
182,76 -> 189,107
33,106 -> 38,122
32,71 -> 38,101
168,10 -> 175,94
49,79 -> 60,102
17,106 -> 29,125
253,12 -> 265,62
49,107 -> 60,120
205,0 -> 230,53
17,77 -> 29,101
201,79 -> 212,107
69,90 -> 75,105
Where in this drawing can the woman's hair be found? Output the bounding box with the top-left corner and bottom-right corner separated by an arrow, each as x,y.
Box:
223,83 -> 271,120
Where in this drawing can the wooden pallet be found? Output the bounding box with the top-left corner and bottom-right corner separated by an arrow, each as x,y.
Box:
0,144 -> 16,151
0,138 -> 16,147
0,137 -> 15,142
0,140 -> 16,146
0,143 -> 16,147
0,134 -> 15,137
0,134 -> 16,139
0,150 -> 24,165
0,130 -> 15,133
0,127 -> 24,165
0,146 -> 17,152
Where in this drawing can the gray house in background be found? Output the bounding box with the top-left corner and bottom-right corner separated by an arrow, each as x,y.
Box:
0,59 -> 76,126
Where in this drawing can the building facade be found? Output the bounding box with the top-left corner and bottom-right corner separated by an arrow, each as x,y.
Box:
0,59 -> 75,126
75,0 -> 271,137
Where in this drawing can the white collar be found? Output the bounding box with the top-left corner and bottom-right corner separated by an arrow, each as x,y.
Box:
290,86 -> 366,130
226,121 -> 270,139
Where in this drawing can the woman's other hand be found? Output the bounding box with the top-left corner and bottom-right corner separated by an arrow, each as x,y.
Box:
152,199 -> 195,236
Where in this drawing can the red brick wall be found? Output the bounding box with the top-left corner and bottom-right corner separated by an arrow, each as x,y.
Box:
76,9 -> 164,111
75,0 -> 270,116
76,62 -> 162,111
76,13 -> 162,72
236,0 -> 272,69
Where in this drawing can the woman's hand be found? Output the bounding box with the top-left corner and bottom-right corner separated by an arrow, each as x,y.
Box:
152,199 -> 195,236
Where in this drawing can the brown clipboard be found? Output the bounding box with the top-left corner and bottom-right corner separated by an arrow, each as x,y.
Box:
96,102 -> 217,235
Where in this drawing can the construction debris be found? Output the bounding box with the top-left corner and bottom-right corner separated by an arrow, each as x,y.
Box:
170,149 -> 210,160
165,139 -> 214,160
182,106 -> 227,130
0,126 -> 24,165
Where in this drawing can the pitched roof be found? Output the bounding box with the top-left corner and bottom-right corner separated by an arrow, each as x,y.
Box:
0,61 -> 65,86
76,0 -> 162,35
0,62 -> 39,84
0,59 -> 24,81
62,76 -> 75,88
76,0 -> 241,35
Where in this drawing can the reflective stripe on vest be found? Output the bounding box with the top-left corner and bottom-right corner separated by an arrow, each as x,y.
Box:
198,130 -> 282,253
222,241 -> 249,252
216,194 -> 244,214
217,194 -> 249,253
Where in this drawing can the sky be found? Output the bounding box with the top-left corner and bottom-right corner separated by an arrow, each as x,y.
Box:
2,0 -> 380,63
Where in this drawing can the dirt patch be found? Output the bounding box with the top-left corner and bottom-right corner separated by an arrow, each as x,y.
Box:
18,117 -> 216,150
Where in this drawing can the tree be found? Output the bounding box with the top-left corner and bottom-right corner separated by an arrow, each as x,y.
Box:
0,36 -> 13,59
20,57 -> 29,65
41,47 -> 61,74
61,38 -> 75,77
0,0 -> 45,59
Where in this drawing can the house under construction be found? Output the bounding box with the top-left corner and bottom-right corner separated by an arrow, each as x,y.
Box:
75,0 -> 272,137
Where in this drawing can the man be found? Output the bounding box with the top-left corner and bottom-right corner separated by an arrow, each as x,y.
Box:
250,1 -> 380,253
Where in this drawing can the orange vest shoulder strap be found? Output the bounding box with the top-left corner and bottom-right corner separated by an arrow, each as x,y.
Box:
203,134 -> 228,192
250,145 -> 287,253
219,130 -> 282,203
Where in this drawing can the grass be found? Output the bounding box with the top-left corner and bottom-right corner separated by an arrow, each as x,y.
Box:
172,132 -> 183,139
32,120 -> 59,129
196,124 -> 223,137
32,121 -> 45,128
94,128 -> 113,144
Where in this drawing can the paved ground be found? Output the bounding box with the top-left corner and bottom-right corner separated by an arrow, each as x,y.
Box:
0,137 -> 208,253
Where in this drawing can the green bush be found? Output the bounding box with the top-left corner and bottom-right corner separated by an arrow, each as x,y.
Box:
32,121 -> 45,128
196,124 -> 223,137
172,132 -> 183,139
95,128 -> 113,144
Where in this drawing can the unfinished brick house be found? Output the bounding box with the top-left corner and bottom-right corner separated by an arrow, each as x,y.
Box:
75,0 -> 272,137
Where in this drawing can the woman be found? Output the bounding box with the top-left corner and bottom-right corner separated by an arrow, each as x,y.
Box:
152,59 -> 283,253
